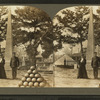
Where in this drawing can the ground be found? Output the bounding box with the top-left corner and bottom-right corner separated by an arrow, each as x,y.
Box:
54,67 -> 100,87
0,67 -> 100,87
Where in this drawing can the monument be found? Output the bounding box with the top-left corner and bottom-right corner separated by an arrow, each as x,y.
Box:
5,7 -> 13,70
86,7 -> 95,69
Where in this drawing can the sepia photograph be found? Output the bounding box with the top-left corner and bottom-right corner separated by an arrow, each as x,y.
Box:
0,5 -> 100,88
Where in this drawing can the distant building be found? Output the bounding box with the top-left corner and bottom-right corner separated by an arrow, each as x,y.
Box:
0,47 -> 5,56
71,47 -> 87,62
1,48 -> 5,54
36,54 -> 53,71
95,45 -> 100,57
54,54 -> 76,68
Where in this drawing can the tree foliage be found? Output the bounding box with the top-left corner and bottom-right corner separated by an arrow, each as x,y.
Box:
0,6 -> 7,42
12,6 -> 52,66
94,7 -> 100,46
53,6 -> 90,54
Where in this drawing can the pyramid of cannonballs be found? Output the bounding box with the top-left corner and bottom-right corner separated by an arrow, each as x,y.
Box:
18,66 -> 47,88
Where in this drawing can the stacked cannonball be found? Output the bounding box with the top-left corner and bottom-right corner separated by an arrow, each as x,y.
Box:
18,66 -> 46,88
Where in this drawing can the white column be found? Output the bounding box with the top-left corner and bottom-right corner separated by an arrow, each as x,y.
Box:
86,7 -> 94,69
5,7 -> 13,70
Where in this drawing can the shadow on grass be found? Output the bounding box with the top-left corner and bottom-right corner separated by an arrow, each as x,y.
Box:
4,78 -> 21,80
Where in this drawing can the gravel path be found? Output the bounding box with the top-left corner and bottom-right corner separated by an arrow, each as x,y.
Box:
0,70 -> 53,87
0,67 -> 100,87
54,67 -> 100,87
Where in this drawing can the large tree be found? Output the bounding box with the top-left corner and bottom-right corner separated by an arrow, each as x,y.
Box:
0,6 -> 7,42
12,6 -> 53,67
53,6 -> 90,54
94,7 -> 100,46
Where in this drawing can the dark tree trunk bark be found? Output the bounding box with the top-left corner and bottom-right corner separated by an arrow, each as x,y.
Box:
28,39 -> 41,68
80,41 -> 83,55
30,47 -> 37,68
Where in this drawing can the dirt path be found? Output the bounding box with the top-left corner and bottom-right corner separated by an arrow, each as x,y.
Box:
54,67 -> 100,87
0,70 -> 26,87
0,70 -> 53,87
0,67 -> 100,87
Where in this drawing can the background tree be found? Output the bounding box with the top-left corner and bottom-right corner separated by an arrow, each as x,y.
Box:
0,6 -> 7,42
12,6 -> 53,67
41,28 -> 53,58
94,7 -> 100,46
53,6 -> 90,54
52,24 -> 64,52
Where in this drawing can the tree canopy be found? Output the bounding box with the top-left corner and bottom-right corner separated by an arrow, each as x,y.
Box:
0,6 -> 7,42
12,6 -> 53,66
94,7 -> 100,46
53,6 -> 90,54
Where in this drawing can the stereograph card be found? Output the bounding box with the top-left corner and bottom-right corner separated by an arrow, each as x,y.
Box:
0,0 -> 99,96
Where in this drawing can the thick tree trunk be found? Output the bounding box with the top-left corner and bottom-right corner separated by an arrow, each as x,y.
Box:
30,48 -> 37,68
80,41 -> 83,55
28,39 -> 40,68
27,41 -> 37,68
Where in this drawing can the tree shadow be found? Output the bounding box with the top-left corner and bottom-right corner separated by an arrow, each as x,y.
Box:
5,78 -> 21,80
87,77 -> 100,80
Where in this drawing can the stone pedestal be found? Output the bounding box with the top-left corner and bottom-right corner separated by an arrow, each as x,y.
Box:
22,56 -> 25,66
74,64 -> 77,69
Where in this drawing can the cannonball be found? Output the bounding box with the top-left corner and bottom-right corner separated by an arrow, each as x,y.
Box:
39,82 -> 46,87
21,77 -> 26,82
27,70 -> 32,74
35,74 -> 40,78
23,82 -> 28,86
30,66 -> 35,70
30,74 -> 34,78
34,82 -> 39,87
29,82 -> 33,86
37,78 -> 43,82
32,70 -> 38,74
26,86 -> 30,88
26,78 -> 31,82
24,73 -> 29,78
32,78 -> 37,82
18,81 -> 23,86
20,86 -> 25,88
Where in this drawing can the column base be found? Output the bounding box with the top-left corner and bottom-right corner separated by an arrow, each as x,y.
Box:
86,60 -> 92,70
5,62 -> 12,71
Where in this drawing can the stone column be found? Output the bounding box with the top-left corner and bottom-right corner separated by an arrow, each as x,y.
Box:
96,45 -> 100,57
22,56 -> 25,66
5,7 -> 13,70
86,7 -> 94,70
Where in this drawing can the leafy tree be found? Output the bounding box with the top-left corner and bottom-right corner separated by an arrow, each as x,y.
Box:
53,6 -> 90,54
41,27 -> 53,58
0,6 -> 7,42
94,7 -> 100,46
52,24 -> 64,52
12,6 -> 52,67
